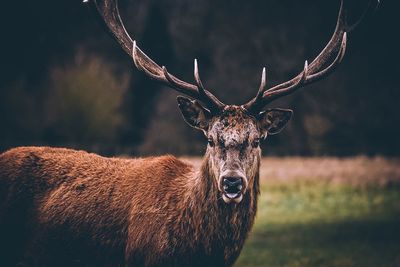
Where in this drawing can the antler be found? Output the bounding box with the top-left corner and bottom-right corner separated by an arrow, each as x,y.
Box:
84,0 -> 225,113
243,0 -> 379,114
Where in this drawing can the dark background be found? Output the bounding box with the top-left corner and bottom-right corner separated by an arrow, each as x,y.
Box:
0,0 -> 399,156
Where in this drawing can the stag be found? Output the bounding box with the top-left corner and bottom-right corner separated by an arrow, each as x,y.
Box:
0,0 -> 376,266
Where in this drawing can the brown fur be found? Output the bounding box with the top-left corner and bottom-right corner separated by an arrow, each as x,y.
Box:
0,105 -> 288,267
0,145 -> 259,266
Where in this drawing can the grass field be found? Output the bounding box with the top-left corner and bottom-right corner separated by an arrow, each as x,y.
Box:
188,157 -> 400,267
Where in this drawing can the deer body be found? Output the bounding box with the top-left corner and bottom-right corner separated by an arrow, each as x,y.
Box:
0,145 -> 258,267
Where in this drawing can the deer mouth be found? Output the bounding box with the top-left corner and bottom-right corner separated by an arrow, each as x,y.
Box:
219,174 -> 246,204
222,192 -> 243,204
222,184 -> 243,203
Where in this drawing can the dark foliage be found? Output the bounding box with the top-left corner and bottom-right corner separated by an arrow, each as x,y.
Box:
0,0 -> 399,156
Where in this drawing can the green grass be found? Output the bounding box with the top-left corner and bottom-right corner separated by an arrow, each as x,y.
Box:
234,181 -> 400,267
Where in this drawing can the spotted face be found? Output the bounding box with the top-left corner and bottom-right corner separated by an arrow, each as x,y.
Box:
177,96 -> 292,204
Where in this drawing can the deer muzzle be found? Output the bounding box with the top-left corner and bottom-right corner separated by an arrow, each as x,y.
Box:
220,170 -> 247,204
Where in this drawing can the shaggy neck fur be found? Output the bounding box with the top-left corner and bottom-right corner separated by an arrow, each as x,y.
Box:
178,152 -> 260,266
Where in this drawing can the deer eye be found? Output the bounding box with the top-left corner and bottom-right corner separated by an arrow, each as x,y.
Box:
207,138 -> 215,147
252,138 -> 260,148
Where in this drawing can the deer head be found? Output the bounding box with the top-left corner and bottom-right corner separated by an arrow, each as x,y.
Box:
86,0 -> 377,203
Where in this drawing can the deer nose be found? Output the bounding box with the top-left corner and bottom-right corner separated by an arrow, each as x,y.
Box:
222,177 -> 243,197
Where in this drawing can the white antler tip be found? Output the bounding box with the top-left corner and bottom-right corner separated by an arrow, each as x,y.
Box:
262,67 -> 266,81
194,58 -> 200,79
303,60 -> 309,77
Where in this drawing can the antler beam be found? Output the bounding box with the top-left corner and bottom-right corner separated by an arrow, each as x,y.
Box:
243,0 -> 379,114
85,0 -> 225,113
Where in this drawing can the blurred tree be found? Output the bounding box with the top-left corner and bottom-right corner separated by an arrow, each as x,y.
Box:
43,50 -> 128,152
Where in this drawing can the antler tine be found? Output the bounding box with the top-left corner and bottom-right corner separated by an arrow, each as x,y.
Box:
194,59 -> 205,91
261,61 -> 309,103
86,0 -> 225,113
161,66 -> 198,99
257,67 -> 267,99
132,41 -> 157,79
194,59 -> 225,112
242,67 -> 267,113
306,32 -> 347,83
161,60 -> 224,112
194,59 -> 209,101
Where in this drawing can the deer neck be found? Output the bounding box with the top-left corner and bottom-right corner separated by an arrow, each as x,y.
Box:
185,152 -> 260,260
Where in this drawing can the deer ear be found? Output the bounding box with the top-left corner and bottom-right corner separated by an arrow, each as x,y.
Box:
258,108 -> 293,136
177,96 -> 211,131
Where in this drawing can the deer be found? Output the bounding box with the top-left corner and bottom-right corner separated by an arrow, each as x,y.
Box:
0,0 -> 377,266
